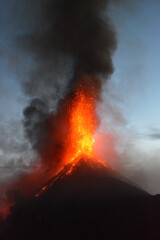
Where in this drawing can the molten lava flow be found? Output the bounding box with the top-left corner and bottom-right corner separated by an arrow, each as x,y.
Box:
64,90 -> 96,164
36,89 -> 107,198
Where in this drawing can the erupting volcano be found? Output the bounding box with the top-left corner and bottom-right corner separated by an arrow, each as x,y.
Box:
62,87 -> 105,167
66,90 -> 96,162
35,86 -> 107,197
1,1 -> 160,240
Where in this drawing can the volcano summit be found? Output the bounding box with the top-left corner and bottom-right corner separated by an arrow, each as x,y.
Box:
1,158 -> 160,240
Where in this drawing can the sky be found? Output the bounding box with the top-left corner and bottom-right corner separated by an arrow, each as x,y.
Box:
109,0 -> 160,151
0,0 -> 160,193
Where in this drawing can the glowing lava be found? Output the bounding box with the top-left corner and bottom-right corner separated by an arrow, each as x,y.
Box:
64,90 -> 97,164
36,89 -> 107,197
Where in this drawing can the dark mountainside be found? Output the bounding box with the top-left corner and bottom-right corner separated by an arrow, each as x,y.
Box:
0,158 -> 160,240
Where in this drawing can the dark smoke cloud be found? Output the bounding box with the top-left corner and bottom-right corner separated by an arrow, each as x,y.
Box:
0,1 -> 118,219
19,0 -> 117,172
21,0 -> 117,94
23,98 -> 69,175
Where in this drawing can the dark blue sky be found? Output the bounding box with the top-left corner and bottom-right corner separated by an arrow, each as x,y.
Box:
109,0 -> 160,151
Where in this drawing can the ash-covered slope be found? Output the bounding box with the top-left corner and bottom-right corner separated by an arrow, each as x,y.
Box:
36,158 -> 148,199
0,158 -> 160,240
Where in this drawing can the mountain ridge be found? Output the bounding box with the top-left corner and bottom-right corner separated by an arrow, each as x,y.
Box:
0,158 -> 159,240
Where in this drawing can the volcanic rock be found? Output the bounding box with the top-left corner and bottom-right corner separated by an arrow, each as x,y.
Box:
0,158 -> 160,240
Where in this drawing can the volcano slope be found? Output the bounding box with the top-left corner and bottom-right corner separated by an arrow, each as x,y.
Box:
0,158 -> 160,240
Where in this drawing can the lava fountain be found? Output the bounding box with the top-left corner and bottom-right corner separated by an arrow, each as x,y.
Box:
60,84 -> 106,172
36,86 -> 107,197
64,90 -> 96,162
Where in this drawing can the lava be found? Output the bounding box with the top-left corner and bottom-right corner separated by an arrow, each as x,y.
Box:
36,89 -> 106,198
63,89 -> 97,164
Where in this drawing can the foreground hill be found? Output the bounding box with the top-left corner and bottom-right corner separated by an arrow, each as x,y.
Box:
0,158 -> 160,240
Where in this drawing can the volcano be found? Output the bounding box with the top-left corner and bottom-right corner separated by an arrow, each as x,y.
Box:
1,158 -> 160,240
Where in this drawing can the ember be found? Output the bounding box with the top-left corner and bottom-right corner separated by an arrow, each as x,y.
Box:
64,90 -> 96,164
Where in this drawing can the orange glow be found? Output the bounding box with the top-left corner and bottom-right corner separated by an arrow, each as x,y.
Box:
64,90 -> 96,163
35,89 -> 108,198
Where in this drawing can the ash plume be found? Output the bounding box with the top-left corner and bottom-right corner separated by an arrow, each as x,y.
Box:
0,1 -> 117,219
22,0 -> 117,94
21,0 -> 117,173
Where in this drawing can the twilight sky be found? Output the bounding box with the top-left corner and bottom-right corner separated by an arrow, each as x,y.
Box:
110,0 -> 160,151
0,0 -> 160,193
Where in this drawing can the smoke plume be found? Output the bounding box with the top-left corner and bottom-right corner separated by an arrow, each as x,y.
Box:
21,0 -> 117,174
22,0 -> 116,93
0,0 -> 117,219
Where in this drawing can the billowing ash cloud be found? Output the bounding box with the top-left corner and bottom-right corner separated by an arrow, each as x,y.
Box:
0,1 -> 117,219
21,0 -> 117,174
22,0 -> 117,95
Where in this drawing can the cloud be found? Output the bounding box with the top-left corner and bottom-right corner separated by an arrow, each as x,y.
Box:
142,127 -> 160,140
